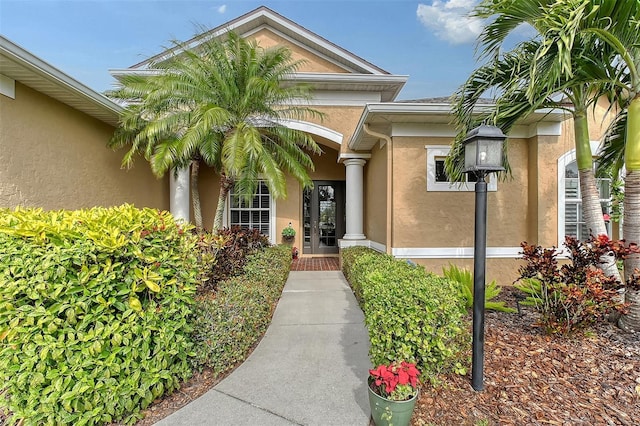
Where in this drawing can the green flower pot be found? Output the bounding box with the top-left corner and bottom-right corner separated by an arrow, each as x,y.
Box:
368,385 -> 418,426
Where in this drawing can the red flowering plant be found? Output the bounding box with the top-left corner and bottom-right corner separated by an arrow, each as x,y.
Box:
369,361 -> 420,401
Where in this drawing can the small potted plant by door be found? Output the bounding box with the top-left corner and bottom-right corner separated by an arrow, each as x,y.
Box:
282,224 -> 296,243
368,361 -> 420,426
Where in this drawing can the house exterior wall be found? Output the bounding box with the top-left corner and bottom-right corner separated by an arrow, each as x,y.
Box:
252,29 -> 349,74
389,133 -> 556,285
312,106 -> 366,154
364,141 -> 387,247
0,82 -> 167,210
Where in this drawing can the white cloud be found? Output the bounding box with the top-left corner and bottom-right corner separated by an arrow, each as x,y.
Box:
217,5 -> 227,14
417,0 -> 483,45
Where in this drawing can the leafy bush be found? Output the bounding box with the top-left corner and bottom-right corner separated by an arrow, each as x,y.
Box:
341,246 -> 371,303
341,247 -> 469,379
198,227 -> 270,290
514,236 -> 629,335
0,205 -> 199,425
442,264 -> 516,313
191,244 -> 290,373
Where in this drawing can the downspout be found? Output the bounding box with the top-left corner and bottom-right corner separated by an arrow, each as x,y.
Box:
363,124 -> 393,254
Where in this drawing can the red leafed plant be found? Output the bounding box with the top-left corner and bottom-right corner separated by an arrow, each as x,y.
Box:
369,361 -> 420,401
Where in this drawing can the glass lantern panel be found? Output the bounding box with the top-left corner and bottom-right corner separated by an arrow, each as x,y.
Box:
478,139 -> 503,167
464,140 -> 477,170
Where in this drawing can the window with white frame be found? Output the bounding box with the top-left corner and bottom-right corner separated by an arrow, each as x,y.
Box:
558,148 -> 612,244
228,181 -> 272,237
426,146 -> 497,191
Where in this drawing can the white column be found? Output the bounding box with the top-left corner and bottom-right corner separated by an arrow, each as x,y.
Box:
343,158 -> 367,240
169,166 -> 190,222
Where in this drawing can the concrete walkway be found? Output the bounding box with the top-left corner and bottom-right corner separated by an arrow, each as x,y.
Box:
155,271 -> 371,425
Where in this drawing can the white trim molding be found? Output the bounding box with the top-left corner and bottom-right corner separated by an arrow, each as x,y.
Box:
425,145 -> 497,192
338,152 -> 371,162
223,182 -> 277,244
338,239 -> 386,253
275,118 -> 343,145
391,247 -> 523,259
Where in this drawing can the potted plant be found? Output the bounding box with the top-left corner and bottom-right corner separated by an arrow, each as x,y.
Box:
368,361 -> 420,426
282,224 -> 296,242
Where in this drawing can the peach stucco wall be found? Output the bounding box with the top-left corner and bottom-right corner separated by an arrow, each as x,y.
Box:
364,141 -> 387,246
0,82 -> 168,210
252,29 -> 348,74
391,136 -> 529,249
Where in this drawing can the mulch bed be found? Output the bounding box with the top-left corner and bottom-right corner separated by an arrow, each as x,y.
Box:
412,288 -> 640,426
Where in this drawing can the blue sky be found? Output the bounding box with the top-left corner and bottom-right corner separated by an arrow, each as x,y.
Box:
1,0 -> 506,100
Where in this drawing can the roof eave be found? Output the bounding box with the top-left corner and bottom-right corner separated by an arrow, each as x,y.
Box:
0,36 -> 122,126
349,102 -> 569,150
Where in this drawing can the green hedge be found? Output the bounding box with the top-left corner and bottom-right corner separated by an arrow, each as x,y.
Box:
0,205 -> 199,425
342,247 -> 469,379
191,244 -> 291,373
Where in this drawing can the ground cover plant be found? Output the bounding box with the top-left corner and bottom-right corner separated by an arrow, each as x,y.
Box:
341,247 -> 469,380
0,205 -> 200,425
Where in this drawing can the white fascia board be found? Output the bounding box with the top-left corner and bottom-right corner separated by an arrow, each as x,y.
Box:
392,121 -> 562,139
129,7 -> 390,75
254,11 -> 387,75
287,72 -> 408,86
349,102 -> 568,150
1,36 -> 122,116
242,25 -> 360,73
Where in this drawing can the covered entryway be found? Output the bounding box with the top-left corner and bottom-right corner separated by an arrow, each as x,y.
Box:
302,181 -> 345,254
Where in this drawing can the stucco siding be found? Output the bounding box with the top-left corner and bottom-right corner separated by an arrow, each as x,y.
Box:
0,82 -> 167,210
252,29 -> 349,74
364,141 -> 387,246
312,106 -> 365,154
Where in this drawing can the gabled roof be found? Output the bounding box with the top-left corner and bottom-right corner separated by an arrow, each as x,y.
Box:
129,6 -> 389,75
111,7 -> 407,102
0,36 -> 122,126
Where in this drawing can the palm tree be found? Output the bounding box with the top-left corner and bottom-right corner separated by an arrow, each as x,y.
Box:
108,31 -> 323,232
560,0 -> 640,331
447,0 -> 621,279
462,0 -> 640,330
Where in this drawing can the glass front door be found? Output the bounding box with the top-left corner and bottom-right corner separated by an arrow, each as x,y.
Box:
303,181 -> 345,254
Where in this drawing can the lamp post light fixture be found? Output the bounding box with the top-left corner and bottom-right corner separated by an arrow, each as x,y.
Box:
462,124 -> 506,392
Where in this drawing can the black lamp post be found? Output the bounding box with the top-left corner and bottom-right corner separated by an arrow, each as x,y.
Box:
462,124 -> 506,391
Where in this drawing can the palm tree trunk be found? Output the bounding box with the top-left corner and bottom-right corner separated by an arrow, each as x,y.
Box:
575,112 -> 621,281
619,96 -> 640,331
190,159 -> 203,233
212,174 -> 234,233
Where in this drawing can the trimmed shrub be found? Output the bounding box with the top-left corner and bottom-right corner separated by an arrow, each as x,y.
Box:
0,205 -> 199,425
341,247 -> 469,379
191,244 -> 291,373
